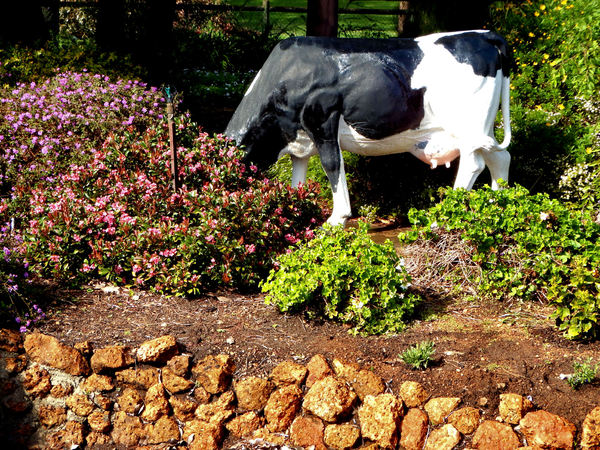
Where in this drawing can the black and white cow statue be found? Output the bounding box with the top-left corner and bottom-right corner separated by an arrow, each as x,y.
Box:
225,30 -> 512,226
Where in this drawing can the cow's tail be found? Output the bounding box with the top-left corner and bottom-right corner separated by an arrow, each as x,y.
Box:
496,74 -> 511,151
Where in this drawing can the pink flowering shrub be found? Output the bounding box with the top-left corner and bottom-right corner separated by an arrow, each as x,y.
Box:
0,72 -> 323,296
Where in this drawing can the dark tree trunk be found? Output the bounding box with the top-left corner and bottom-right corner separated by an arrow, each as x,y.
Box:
306,0 -> 338,37
96,0 -> 126,51
0,0 -> 49,44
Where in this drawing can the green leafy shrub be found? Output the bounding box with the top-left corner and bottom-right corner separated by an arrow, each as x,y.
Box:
261,222 -> 420,335
567,358 -> 599,389
401,185 -> 600,339
0,35 -> 146,86
400,341 -> 436,370
0,72 -> 323,298
489,0 -> 600,200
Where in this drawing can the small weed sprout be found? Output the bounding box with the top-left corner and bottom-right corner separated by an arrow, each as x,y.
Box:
567,358 -> 599,389
400,341 -> 436,370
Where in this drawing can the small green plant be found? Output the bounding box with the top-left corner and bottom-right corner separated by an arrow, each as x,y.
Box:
567,358 -> 599,389
261,221 -> 420,335
400,341 -> 436,370
357,204 -> 379,225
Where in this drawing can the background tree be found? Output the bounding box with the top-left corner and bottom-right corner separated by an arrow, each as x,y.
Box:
307,0 -> 339,37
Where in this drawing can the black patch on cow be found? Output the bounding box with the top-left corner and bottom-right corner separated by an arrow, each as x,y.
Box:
435,31 -> 510,78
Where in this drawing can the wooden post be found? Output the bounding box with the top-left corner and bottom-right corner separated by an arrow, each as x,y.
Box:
398,1 -> 409,35
263,0 -> 271,35
166,92 -> 179,192
306,0 -> 338,37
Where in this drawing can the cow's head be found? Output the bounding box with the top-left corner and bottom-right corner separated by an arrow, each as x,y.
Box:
226,90 -> 295,171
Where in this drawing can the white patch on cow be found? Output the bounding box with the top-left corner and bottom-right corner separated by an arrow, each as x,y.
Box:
278,129 -> 318,160
244,69 -> 262,97
338,117 -> 460,169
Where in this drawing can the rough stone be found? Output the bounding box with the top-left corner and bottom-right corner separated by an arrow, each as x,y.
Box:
91,345 -> 134,373
226,411 -> 264,438
66,393 -> 95,416
38,404 -> 67,427
92,393 -> 113,410
264,384 -> 303,432
448,406 -> 481,435
144,415 -> 180,444
519,410 -> 576,450
162,366 -> 194,393
195,390 -> 235,426
24,332 -> 90,375
358,393 -> 403,449
193,384 -> 212,404
115,366 -> 160,389
74,340 -> 93,356
324,423 -> 361,449
499,393 -> 534,425
332,358 -> 385,401
111,410 -> 145,447
86,431 -> 112,446
141,382 -> 170,422
581,406 -> 600,449
46,421 -> 85,448
87,409 -> 111,433
81,373 -> 115,392
116,387 -> 144,414
472,420 -> 520,449
170,395 -> 198,422
183,419 -> 223,450
399,380 -> 430,407
3,392 -> 30,413
304,376 -> 358,422
424,423 -> 461,450
425,397 -> 461,425
136,335 -> 178,363
290,415 -> 326,450
400,408 -> 429,450
0,328 -> 22,352
192,354 -> 235,394
234,376 -> 275,411
270,360 -> 308,387
306,354 -> 334,388
22,364 -> 52,398
167,354 -> 192,377
50,383 -> 74,399
4,354 -> 27,374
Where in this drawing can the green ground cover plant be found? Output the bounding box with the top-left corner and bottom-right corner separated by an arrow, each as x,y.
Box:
262,221 -> 420,334
401,185 -> 600,339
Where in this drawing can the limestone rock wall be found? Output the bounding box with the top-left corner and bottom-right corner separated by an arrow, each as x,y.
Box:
1,329 -> 599,449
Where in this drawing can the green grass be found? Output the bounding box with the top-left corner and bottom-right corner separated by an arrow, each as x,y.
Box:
223,0 -> 401,37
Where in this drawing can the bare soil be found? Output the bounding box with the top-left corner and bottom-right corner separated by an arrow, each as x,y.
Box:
34,224 -> 600,434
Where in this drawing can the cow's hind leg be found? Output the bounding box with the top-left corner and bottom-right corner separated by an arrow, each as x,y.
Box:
454,150 -> 486,190
482,149 -> 510,190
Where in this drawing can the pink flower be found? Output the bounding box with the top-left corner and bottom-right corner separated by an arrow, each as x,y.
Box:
284,234 -> 298,244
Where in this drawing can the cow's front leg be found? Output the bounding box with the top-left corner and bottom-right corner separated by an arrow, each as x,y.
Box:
301,91 -> 350,226
321,145 -> 352,226
454,149 -> 486,190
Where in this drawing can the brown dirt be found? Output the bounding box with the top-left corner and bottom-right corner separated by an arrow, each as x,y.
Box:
35,226 -> 600,437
